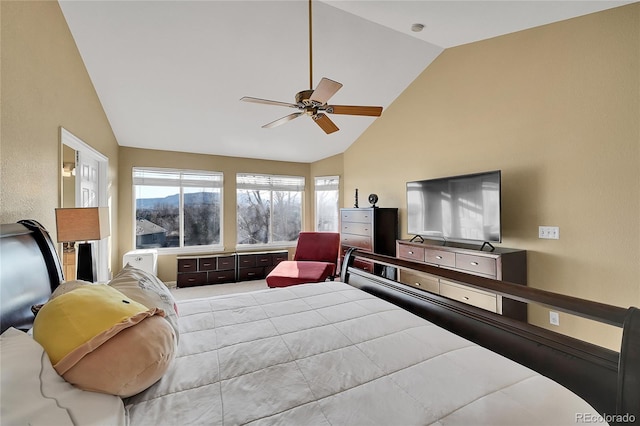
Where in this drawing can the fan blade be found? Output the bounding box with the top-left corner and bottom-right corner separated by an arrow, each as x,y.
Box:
241,97 -> 298,109
310,78 -> 343,105
326,105 -> 383,117
262,112 -> 304,129
313,113 -> 339,134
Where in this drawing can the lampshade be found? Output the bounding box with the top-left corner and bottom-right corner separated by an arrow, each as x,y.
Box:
55,207 -> 110,242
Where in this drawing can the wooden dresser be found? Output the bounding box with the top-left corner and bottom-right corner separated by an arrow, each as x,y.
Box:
340,208 -> 398,274
176,253 -> 236,287
236,250 -> 288,281
396,240 -> 527,320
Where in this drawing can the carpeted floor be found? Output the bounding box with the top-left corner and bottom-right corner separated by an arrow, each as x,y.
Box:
170,279 -> 269,301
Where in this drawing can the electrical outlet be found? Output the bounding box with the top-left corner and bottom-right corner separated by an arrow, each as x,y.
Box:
539,226 -> 560,239
549,311 -> 560,326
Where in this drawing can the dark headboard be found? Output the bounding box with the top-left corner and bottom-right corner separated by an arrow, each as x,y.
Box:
0,220 -> 63,332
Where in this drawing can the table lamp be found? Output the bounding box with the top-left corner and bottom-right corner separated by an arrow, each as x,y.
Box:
55,207 -> 110,282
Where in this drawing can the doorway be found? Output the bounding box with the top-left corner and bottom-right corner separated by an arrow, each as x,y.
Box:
60,127 -> 110,282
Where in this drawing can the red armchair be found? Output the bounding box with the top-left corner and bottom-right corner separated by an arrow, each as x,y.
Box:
266,232 -> 340,288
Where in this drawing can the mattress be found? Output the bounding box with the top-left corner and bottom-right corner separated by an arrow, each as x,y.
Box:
124,281 -> 600,425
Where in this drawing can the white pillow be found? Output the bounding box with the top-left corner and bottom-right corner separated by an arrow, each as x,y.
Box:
109,264 -> 180,342
50,279 -> 100,299
0,328 -> 126,426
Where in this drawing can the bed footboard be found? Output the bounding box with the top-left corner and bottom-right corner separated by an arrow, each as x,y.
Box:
340,249 -> 639,421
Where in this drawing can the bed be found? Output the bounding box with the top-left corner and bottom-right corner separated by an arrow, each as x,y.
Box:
1,220 -> 638,425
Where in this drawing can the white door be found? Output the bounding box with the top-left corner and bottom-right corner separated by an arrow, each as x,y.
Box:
77,151 -> 99,208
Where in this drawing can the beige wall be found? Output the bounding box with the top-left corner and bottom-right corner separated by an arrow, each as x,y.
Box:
344,4 -> 639,349
118,147 -> 343,281
1,1 -> 120,274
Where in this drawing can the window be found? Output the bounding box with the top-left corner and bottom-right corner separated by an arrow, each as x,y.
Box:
237,173 -> 304,246
133,168 -> 223,250
315,176 -> 339,231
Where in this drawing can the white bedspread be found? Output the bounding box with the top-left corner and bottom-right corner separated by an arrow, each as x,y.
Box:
125,281 -> 600,425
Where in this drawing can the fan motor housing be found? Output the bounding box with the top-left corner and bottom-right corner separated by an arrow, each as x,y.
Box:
296,90 -> 315,106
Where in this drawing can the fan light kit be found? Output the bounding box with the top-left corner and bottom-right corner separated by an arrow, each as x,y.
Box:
240,0 -> 383,134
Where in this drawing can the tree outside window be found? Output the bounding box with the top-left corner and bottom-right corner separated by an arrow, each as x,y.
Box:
133,168 -> 223,250
315,176 -> 339,232
237,174 -> 304,245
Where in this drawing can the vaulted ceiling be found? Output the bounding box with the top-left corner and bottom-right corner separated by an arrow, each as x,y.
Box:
58,1 -> 631,163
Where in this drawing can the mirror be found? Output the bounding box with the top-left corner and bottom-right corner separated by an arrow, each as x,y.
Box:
60,128 -> 110,282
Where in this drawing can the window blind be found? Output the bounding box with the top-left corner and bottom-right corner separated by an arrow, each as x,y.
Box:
237,173 -> 305,191
314,176 -> 339,191
133,168 -> 223,188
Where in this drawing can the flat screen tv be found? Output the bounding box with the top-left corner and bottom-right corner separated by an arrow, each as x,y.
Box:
406,170 -> 501,244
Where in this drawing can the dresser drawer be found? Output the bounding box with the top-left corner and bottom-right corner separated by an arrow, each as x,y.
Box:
353,259 -> 374,273
255,253 -> 272,266
177,258 -> 198,273
455,253 -> 497,277
340,222 -> 372,236
341,234 -> 372,250
397,244 -> 424,262
341,209 -> 373,223
207,269 -> 235,284
177,272 -> 207,287
198,257 -> 217,271
237,254 -> 257,268
440,280 -> 497,313
424,248 -> 455,268
217,255 -> 236,270
270,252 -> 288,264
238,266 -> 264,281
399,269 -> 439,294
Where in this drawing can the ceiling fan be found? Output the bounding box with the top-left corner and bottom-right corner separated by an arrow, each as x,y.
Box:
240,0 -> 383,135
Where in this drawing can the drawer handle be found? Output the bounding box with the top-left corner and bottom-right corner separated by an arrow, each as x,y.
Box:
414,282 -> 421,286
435,255 -> 442,260
470,262 -> 479,266
247,272 -> 256,276
408,251 -> 414,255
217,275 -> 226,279
183,265 -> 192,268
202,263 -> 211,267
188,278 -> 195,282
463,296 -> 470,300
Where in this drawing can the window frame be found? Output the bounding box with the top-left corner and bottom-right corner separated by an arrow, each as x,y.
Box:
236,173 -> 305,249
132,167 -> 224,254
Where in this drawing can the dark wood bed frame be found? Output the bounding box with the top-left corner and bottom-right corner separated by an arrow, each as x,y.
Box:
340,248 -> 639,422
1,221 -> 637,422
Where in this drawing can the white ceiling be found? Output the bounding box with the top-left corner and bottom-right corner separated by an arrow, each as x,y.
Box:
58,0 -> 631,163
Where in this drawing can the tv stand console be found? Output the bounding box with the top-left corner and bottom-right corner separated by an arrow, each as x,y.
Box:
396,239 -> 527,321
